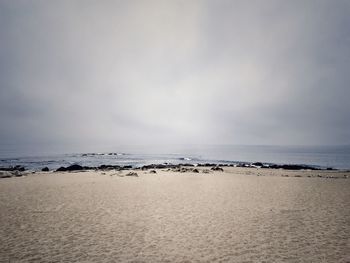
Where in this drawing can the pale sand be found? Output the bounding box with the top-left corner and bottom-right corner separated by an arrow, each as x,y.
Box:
0,167 -> 349,262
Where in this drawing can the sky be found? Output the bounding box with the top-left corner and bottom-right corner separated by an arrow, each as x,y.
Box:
0,0 -> 350,153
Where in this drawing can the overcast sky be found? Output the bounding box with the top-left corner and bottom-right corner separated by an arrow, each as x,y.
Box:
0,0 -> 350,153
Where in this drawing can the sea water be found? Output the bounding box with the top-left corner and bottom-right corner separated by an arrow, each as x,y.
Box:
0,145 -> 349,170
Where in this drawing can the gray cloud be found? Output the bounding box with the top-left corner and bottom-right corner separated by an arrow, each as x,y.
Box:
1,0 -> 349,153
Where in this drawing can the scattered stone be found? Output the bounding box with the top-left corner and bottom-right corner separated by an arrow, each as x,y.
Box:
13,171 -> 23,177
149,170 -> 157,174
180,167 -> 193,173
252,162 -> 263,167
181,163 -> 195,167
56,166 -> 67,172
270,164 -> 319,170
65,164 -> 84,171
141,164 -> 180,170
197,163 -> 217,167
0,171 -> 13,178
236,163 -> 250,168
0,165 -> 25,172
192,169 -> 199,173
55,165 -> 83,172
125,172 -> 138,177
41,167 -> 49,172
211,166 -> 224,172
98,165 -> 121,170
202,169 -> 211,174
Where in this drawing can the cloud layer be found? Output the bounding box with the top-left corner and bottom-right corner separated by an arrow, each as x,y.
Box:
1,0 -> 350,152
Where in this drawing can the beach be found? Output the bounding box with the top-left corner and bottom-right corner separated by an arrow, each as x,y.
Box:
0,167 -> 349,262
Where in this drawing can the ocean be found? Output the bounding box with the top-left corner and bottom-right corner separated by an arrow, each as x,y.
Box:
0,145 -> 349,171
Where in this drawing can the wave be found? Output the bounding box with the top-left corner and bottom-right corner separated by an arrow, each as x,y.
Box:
179,157 -> 192,161
81,152 -> 125,157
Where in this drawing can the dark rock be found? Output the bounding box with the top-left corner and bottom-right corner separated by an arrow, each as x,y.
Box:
55,165 -> 85,172
15,165 -> 25,171
180,168 -> 188,173
192,169 -> 199,173
211,166 -> 224,172
181,163 -> 195,167
56,166 -> 67,172
125,172 -> 138,177
149,170 -> 157,174
0,165 -> 25,172
236,163 -> 249,168
197,163 -> 216,167
252,162 -> 264,167
13,171 -> 23,177
270,164 -> 319,170
141,164 -> 180,170
42,167 -> 49,172
98,165 -> 121,170
66,164 -> 84,171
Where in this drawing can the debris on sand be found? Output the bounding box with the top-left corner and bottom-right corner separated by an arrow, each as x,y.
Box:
125,172 -> 138,177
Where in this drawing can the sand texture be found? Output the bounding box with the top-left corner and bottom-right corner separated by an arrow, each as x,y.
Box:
1,167 -> 349,262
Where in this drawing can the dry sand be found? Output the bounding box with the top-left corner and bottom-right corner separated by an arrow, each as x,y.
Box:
0,167 -> 349,262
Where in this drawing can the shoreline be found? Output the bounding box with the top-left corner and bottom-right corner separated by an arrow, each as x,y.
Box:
0,159 -> 346,172
1,164 -> 349,180
2,147 -> 350,172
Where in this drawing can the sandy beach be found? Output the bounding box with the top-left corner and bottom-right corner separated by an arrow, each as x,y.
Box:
0,167 -> 349,262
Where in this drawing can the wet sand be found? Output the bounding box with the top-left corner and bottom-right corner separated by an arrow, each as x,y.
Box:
1,167 -> 349,262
